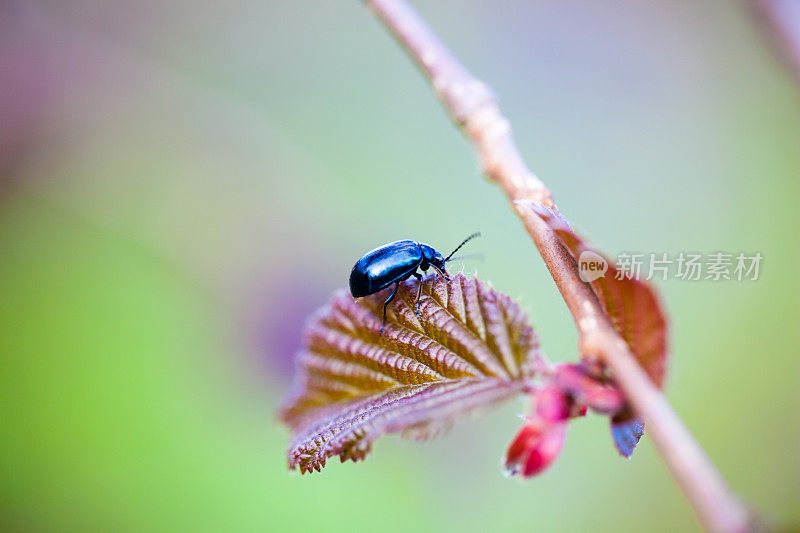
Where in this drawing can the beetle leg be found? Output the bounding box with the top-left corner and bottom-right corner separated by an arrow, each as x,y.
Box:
412,272 -> 423,317
380,282 -> 400,337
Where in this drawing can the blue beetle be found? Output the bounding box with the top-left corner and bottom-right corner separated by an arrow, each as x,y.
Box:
349,232 -> 480,335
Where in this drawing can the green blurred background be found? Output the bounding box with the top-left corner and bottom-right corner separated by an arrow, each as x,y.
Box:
1,1 -> 798,531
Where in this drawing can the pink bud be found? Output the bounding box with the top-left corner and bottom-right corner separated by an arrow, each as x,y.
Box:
504,420 -> 567,478
505,386 -> 572,479
554,363 -> 625,415
534,385 -> 571,421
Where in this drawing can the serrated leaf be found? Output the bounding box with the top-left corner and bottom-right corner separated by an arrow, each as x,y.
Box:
278,273 -> 544,473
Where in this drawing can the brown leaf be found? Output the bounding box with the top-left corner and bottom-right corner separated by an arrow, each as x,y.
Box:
532,205 -> 669,388
278,273 -> 545,473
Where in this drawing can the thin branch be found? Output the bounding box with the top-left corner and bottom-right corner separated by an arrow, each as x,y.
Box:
749,0 -> 800,87
363,1 -> 754,531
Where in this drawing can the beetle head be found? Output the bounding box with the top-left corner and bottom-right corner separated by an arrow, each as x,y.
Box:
418,243 -> 444,271
430,250 -> 446,273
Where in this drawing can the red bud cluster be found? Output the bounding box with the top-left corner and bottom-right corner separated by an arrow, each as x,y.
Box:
505,363 -> 642,478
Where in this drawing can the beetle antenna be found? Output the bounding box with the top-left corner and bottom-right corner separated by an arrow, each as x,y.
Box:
446,252 -> 485,263
444,232 -> 481,262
